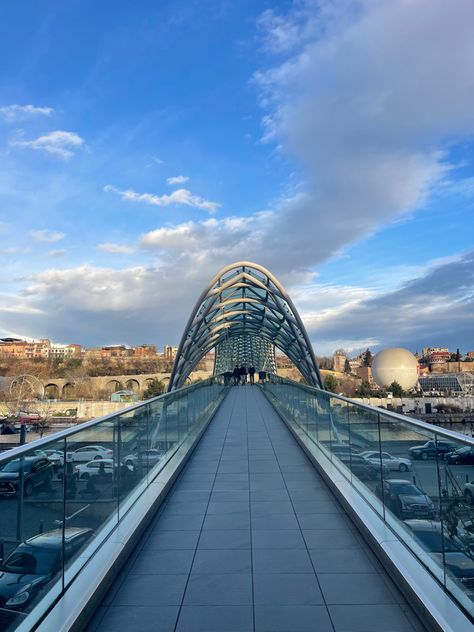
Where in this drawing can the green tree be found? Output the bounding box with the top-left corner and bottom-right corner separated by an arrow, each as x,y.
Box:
324,374 -> 338,393
362,349 -> 373,366
388,380 -> 404,397
344,358 -> 351,374
143,379 -> 165,399
356,380 -> 372,396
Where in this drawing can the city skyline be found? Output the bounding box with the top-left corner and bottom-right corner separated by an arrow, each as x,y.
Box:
1,0 -> 473,355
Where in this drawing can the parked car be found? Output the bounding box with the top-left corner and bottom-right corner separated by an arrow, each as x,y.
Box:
42,449 -> 64,468
74,459 -> 119,480
0,527 -> 93,612
66,445 -> 112,463
376,479 -> 436,519
123,449 -> 165,468
404,519 -> 474,589
446,446 -> 474,466
408,440 -> 459,461
0,457 -> 53,497
338,453 -> 389,481
360,451 -> 412,472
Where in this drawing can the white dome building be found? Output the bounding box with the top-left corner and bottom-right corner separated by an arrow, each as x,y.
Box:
372,348 -> 418,391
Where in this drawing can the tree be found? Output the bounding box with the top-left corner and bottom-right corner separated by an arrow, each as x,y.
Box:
455,348 -> 461,362
362,349 -> 373,366
344,358 -> 351,374
388,381 -> 404,397
143,379 -> 165,399
356,380 -> 372,397
323,374 -> 338,393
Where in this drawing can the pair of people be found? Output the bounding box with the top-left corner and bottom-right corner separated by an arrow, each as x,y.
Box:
232,365 -> 256,385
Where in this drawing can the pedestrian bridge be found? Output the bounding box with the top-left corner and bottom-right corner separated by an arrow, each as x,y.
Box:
0,263 -> 473,632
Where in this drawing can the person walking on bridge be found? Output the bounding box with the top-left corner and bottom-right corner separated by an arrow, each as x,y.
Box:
239,365 -> 248,385
233,365 -> 240,386
248,366 -> 255,385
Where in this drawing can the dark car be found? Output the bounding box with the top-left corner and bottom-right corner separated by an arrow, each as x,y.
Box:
446,446 -> 474,466
0,457 -> 53,497
408,440 -> 459,461
376,479 -> 436,519
0,527 -> 93,612
338,454 -> 389,481
405,520 -> 474,590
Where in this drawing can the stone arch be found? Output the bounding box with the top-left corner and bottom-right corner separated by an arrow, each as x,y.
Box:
44,383 -> 60,399
126,379 -> 140,393
106,379 -> 123,393
62,382 -> 76,399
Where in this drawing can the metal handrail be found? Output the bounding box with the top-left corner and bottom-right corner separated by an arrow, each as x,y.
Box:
0,378 -> 219,464
267,375 -> 474,446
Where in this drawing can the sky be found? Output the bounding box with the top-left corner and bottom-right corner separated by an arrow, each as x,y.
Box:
0,0 -> 473,356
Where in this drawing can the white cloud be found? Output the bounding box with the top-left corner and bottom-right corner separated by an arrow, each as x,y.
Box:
0,104 -> 53,121
10,130 -> 84,159
30,229 -> 65,243
167,175 -> 189,185
97,243 -> 134,255
104,184 -> 220,213
45,249 -> 67,258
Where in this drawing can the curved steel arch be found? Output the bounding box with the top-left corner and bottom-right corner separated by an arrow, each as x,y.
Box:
168,261 -> 323,391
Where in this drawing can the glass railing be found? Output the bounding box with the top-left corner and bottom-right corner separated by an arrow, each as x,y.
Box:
263,377 -> 474,619
0,379 -> 226,631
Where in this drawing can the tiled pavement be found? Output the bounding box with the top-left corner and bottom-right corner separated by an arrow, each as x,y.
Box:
87,387 -> 426,632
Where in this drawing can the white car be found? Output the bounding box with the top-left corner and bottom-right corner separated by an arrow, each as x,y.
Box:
360,451 -> 412,472
43,449 -> 65,467
74,459 -> 115,479
66,445 -> 113,463
123,449 -> 165,468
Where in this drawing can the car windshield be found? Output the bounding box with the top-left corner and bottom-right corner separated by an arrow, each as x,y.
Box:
414,531 -> 463,553
0,459 -> 33,473
0,545 -> 60,574
391,483 -> 421,495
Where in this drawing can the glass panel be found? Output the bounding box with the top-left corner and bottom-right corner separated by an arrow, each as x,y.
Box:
118,406 -> 149,515
148,399 -> 167,477
63,418 -> 118,584
178,392 -> 188,445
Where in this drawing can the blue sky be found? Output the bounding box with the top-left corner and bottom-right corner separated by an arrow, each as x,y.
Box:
0,0 -> 473,355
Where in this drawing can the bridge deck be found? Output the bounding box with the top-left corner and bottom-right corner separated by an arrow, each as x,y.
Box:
87,387 -> 425,632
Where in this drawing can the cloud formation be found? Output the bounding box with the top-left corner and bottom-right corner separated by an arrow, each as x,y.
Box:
104,184 -> 220,213
10,130 -> 84,159
167,175 -> 189,185
0,104 -> 53,121
97,243 -> 134,255
30,229 -> 65,243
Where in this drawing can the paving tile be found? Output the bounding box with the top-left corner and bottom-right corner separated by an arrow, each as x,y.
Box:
155,514 -> 204,531
183,573 -> 252,605
292,499 -> 342,515
198,529 -> 251,549
309,548 -> 378,573
143,530 -> 200,550
254,605 -> 333,632
176,605 -> 254,632
329,604 -> 417,631
191,548 -> 252,574
250,489 -> 291,502
206,501 -> 250,514
87,606 -> 179,632
252,514 -> 300,530
112,574 -> 188,606
161,501 -> 208,516
253,549 -> 313,573
318,573 -> 398,605
253,573 -> 324,605
203,511 -> 251,530
252,529 -> 306,549
129,549 -> 195,574
302,529 -> 363,549
210,490 -> 249,502
297,512 -> 354,530
251,501 -> 294,517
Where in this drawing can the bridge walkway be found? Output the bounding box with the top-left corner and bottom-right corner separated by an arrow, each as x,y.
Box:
86,387 -> 426,632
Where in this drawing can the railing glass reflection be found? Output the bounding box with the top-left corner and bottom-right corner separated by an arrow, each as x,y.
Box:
264,377 -> 474,619
0,379 -> 225,631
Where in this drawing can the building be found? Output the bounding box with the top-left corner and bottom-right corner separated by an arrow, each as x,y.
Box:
354,365 -> 375,385
422,347 -> 450,365
332,349 -> 347,373
163,345 -> 178,361
419,372 -> 474,395
132,344 -> 157,357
